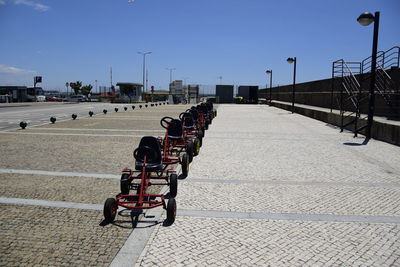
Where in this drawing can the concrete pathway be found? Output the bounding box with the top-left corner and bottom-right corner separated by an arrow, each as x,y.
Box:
134,104 -> 400,267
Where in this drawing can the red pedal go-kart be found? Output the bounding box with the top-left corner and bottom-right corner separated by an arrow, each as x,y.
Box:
103,136 -> 178,224
160,116 -> 199,169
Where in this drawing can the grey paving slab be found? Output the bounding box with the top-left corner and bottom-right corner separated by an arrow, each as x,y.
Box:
191,106 -> 400,184
0,204 -> 132,267
137,216 -> 400,267
0,173 -> 119,204
176,180 -> 400,216
0,134 -> 139,174
134,104 -> 400,266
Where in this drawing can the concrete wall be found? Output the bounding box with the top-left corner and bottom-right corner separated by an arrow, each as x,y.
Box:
259,68 -> 400,118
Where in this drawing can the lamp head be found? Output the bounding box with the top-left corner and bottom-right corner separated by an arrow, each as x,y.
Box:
287,57 -> 295,64
357,12 -> 374,26
266,70 -> 272,74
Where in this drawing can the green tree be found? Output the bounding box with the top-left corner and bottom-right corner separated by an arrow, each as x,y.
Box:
70,81 -> 82,95
81,84 -> 93,97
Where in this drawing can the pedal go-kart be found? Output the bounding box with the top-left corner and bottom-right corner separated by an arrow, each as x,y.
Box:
160,116 -> 199,169
103,136 -> 177,224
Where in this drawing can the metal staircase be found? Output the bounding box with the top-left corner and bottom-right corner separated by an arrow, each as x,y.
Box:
332,46 -> 400,137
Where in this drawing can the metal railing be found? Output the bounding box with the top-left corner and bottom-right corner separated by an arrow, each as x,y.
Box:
332,45 -> 399,136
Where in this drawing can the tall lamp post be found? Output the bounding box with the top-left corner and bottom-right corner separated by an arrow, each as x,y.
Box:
357,11 -> 380,139
138,51 -> 152,94
287,57 -> 297,113
166,68 -> 176,93
266,70 -> 272,106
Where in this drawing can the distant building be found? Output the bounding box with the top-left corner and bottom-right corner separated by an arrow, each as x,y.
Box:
116,82 -> 143,102
169,80 -> 184,94
186,85 -> 199,104
0,86 -> 28,102
216,85 -> 234,103
169,80 -> 185,103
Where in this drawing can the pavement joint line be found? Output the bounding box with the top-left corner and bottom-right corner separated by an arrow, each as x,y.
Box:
109,185 -> 169,267
26,127 -> 165,133
90,118 -> 162,121
186,177 -> 400,188
2,196 -> 400,224
0,197 -> 103,211
0,132 -> 146,137
0,168 -> 120,179
177,209 -> 400,224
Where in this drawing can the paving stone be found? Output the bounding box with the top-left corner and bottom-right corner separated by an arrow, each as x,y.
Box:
0,204 -> 132,266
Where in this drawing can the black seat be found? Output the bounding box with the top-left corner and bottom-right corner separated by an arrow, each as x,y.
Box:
181,112 -> 195,129
135,136 -> 162,171
189,108 -> 199,122
168,119 -> 183,140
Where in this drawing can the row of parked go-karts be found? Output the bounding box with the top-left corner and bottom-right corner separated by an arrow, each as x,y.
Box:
103,101 -> 217,224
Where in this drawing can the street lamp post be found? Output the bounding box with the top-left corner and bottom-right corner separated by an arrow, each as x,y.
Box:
138,51 -> 152,94
357,11 -> 380,139
287,57 -> 297,113
65,82 -> 69,97
166,68 -> 176,93
266,70 -> 272,106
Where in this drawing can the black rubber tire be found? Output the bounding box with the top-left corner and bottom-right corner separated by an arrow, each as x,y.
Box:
186,141 -> 194,163
204,121 -> 209,130
193,138 -> 200,156
169,174 -> 178,198
201,126 -> 206,137
104,198 -> 117,223
197,129 -> 204,139
120,173 -> 130,195
166,198 -> 176,224
181,153 -> 189,177
198,136 -> 203,148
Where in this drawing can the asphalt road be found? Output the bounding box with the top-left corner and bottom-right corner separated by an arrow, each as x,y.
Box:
0,102 -> 145,131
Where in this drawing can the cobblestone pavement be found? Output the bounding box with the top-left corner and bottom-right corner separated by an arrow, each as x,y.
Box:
0,104 -> 192,266
0,204 -> 132,267
135,104 -> 400,266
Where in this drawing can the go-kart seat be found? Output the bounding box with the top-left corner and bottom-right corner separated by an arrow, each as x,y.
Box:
181,112 -> 195,129
168,119 -> 183,140
189,108 -> 199,122
135,136 -> 163,171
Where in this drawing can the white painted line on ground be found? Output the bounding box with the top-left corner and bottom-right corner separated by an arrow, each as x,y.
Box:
0,168 -> 119,179
109,186 -> 169,267
177,209 -> 400,224
186,177 -> 400,188
0,197 -> 102,211
92,117 -> 161,121
28,127 -> 164,133
0,132 -> 145,137
1,195 -> 399,224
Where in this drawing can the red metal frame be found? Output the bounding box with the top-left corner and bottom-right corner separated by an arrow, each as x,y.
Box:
115,155 -> 175,211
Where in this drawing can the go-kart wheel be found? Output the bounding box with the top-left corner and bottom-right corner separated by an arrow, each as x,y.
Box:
120,173 -> 130,195
104,198 -> 117,223
160,116 -> 174,129
181,153 -> 189,177
201,126 -> 206,137
197,129 -> 204,139
169,174 -> 178,198
186,141 -> 194,163
214,110 -> 217,117
204,121 -> 209,130
193,138 -> 201,156
166,198 -> 176,224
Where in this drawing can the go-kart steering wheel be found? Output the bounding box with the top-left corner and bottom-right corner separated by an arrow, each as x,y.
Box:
160,116 -> 174,129
133,146 -> 158,162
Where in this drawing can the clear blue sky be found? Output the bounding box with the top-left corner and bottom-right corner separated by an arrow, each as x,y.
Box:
0,0 -> 399,91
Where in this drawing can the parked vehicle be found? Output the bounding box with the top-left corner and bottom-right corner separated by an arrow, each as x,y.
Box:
64,95 -> 88,102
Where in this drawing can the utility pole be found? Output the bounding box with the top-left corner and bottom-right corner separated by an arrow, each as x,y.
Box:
138,52 -> 152,93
